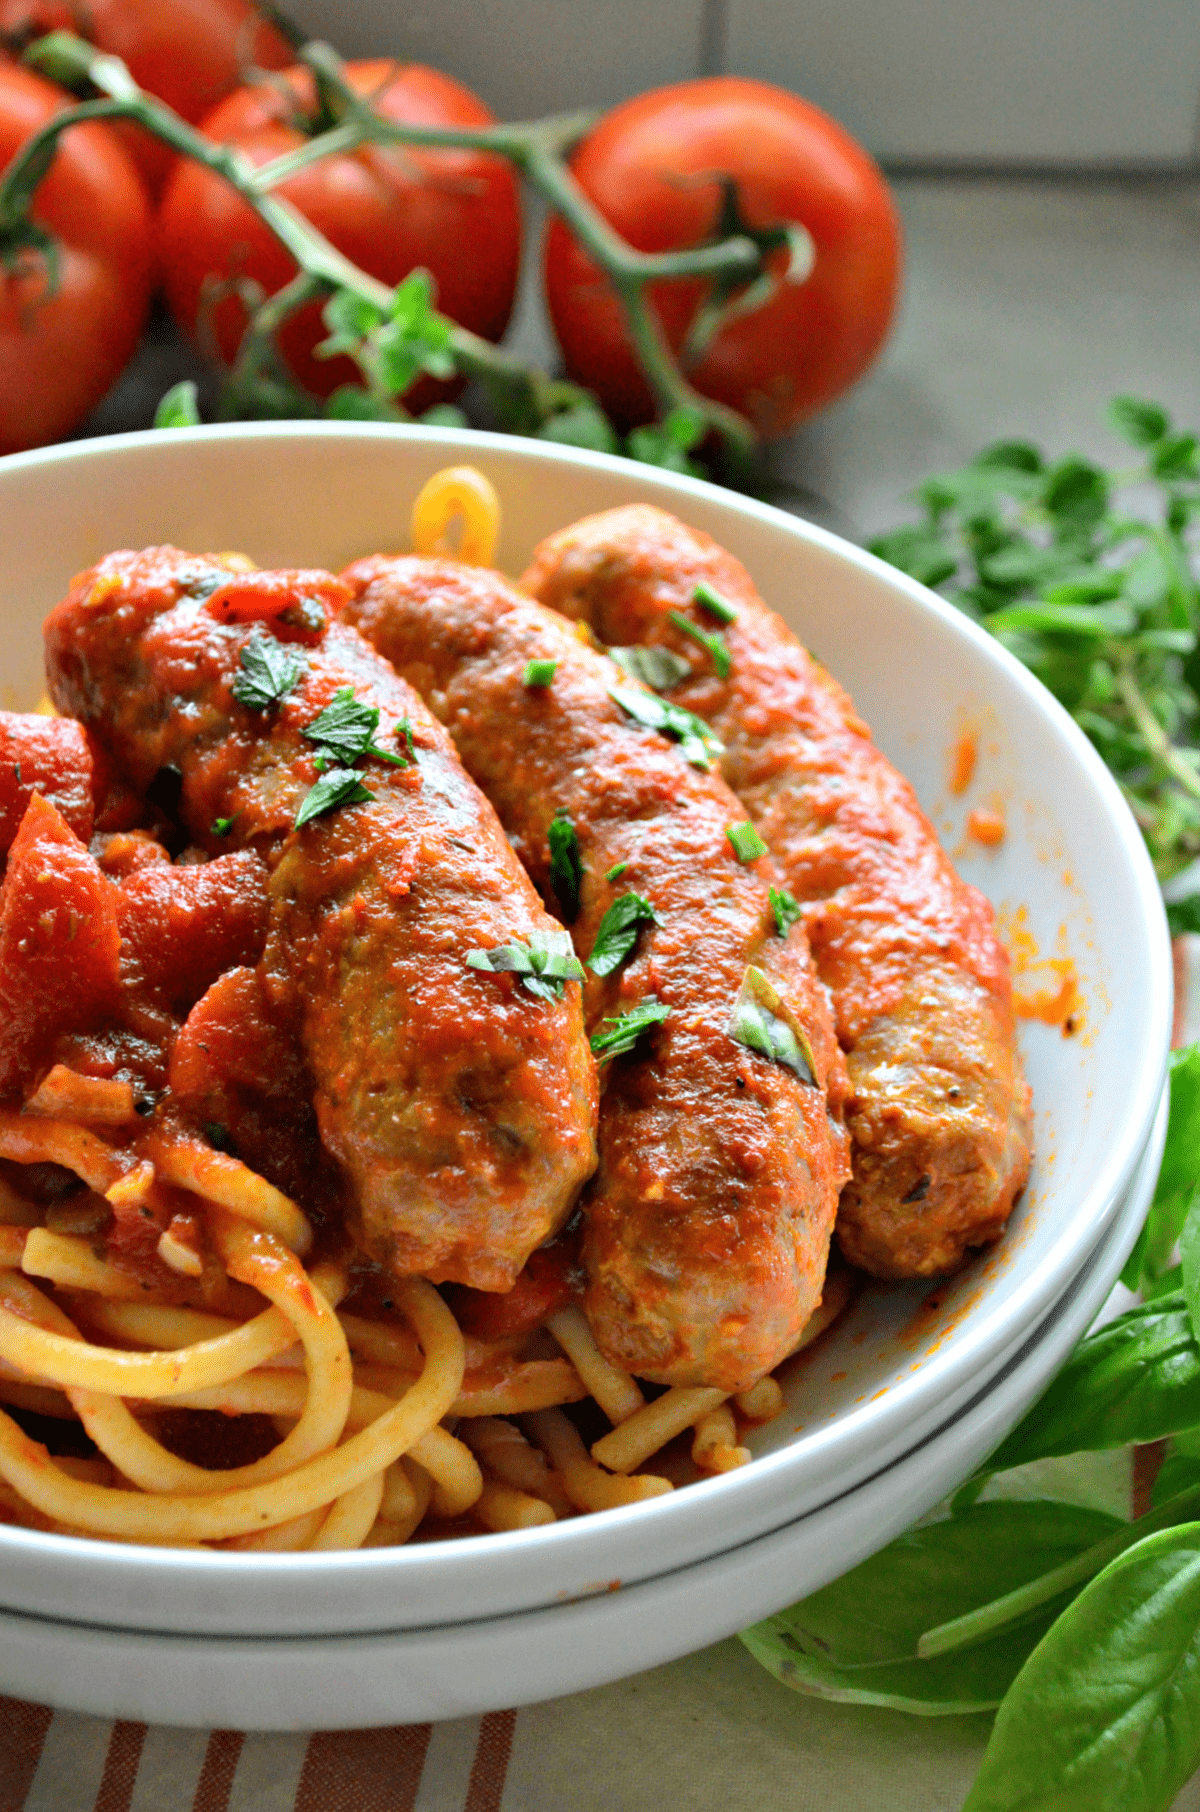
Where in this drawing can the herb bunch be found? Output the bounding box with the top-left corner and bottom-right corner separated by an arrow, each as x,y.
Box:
744,1045 -> 1200,1812
871,397 -> 1200,879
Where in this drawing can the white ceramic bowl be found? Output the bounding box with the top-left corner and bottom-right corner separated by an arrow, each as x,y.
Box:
0,426 -> 1172,1689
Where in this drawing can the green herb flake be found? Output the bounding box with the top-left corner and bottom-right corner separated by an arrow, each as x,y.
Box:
303,686 -> 408,770
154,379 -> 201,430
770,885 -> 802,938
588,891 -> 662,978
397,715 -> 416,760
608,644 -> 691,691
231,631 -> 303,712
590,995 -> 671,1063
668,609 -> 731,678
607,685 -> 724,771
295,767 -> 376,830
693,580 -> 738,625
605,861 -> 629,882
523,658 -> 558,688
727,820 -> 768,862
548,810 -> 583,922
466,929 -> 584,1002
729,966 -> 817,1084
211,817 -> 233,838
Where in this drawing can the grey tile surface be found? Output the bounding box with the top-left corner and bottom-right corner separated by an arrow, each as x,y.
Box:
84,176 -> 1200,548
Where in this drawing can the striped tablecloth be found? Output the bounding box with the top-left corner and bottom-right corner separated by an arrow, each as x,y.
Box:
4,941 -> 1200,1812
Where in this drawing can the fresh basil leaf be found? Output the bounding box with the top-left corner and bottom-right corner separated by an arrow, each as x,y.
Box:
303,686 -> 407,769
318,289 -> 385,358
693,580 -> 738,624
769,885 -> 802,938
1152,433 -> 1200,482
324,386 -> 403,423
294,766 -> 375,829
608,645 -> 691,691
1181,1189 -> 1200,1342
607,685 -> 724,770
729,966 -> 817,1085
588,891 -> 661,978
548,811 -> 582,922
668,609 -> 731,678
590,995 -> 670,1062
466,929 -> 584,1002
868,525 -> 959,590
231,631 -> 303,711
626,407 -> 706,475
973,439 -> 1045,474
419,403 -> 469,428
1122,1045 -> 1200,1290
983,1291 -> 1200,1474
535,401 -> 621,455
154,380 -> 202,430
726,820 -> 768,862
740,1500 -> 1123,1716
987,601 -> 1135,638
963,1523 -> 1200,1812
523,659 -> 558,688
1107,395 -> 1171,448
1041,457 -> 1108,528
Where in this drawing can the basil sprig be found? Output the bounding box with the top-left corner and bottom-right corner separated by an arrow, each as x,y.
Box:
607,685 -> 724,770
231,630 -> 302,711
303,686 -> 408,769
466,929 -> 584,1001
590,995 -> 671,1062
728,966 -> 816,1084
609,644 -> 691,691
588,891 -> 661,977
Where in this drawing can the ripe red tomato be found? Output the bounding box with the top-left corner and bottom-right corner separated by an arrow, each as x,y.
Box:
0,0 -> 293,193
543,79 -> 902,440
0,61 -> 153,452
158,61 -> 523,410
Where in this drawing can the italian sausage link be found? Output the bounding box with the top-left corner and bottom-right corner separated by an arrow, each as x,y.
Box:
44,548 -> 598,1290
522,505 -> 1032,1280
342,555 -> 851,1392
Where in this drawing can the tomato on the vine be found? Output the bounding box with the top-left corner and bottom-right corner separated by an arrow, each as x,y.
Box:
0,0 -> 293,193
543,78 -> 902,440
158,60 -> 523,411
0,60 -> 152,452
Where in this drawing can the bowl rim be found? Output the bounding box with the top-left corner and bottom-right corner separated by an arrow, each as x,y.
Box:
0,421 -> 1173,1603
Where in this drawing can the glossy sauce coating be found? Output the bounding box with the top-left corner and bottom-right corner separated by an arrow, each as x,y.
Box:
342,555 -> 851,1391
522,505 -> 1033,1279
44,547 -> 598,1290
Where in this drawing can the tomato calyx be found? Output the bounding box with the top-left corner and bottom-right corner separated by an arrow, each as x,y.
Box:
682,176 -> 815,367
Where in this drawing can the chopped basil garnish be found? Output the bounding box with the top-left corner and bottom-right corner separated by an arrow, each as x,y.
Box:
729,966 -> 817,1085
231,631 -> 302,711
466,929 -> 584,1001
727,820 -> 768,862
693,580 -> 738,625
211,817 -> 233,837
770,885 -> 802,938
668,609 -> 731,679
605,861 -> 629,882
524,658 -> 558,688
548,810 -> 583,921
609,644 -> 691,691
607,685 -> 724,770
295,766 -> 375,829
590,995 -> 671,1063
588,891 -> 662,977
303,686 -> 407,770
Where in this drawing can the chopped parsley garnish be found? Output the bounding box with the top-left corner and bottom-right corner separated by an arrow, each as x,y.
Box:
770,885 -> 802,938
295,766 -> 375,829
523,658 -> 558,688
303,686 -> 408,770
607,686 -> 724,770
548,810 -> 583,921
608,644 -> 691,691
466,929 -> 584,1001
590,995 -> 671,1063
693,580 -> 738,625
211,817 -> 233,837
727,821 -> 769,862
397,715 -> 416,760
588,891 -> 662,977
729,967 -> 817,1085
605,861 -> 629,882
231,631 -> 303,711
668,609 -> 731,678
